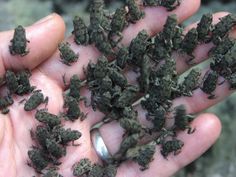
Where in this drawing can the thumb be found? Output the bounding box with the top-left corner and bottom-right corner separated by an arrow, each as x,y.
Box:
0,13 -> 66,76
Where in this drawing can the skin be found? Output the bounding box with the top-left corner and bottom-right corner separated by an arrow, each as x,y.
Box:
0,1 -> 235,176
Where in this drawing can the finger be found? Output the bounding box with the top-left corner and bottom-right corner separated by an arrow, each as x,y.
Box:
39,0 -> 201,87
175,12 -> 236,74
0,13 -> 65,76
98,113 -> 221,177
134,67 -> 233,129
173,73 -> 233,114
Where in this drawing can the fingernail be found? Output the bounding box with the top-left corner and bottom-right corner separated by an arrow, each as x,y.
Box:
33,13 -> 55,25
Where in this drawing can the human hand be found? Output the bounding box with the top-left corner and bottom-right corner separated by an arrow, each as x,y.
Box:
0,1 -> 235,176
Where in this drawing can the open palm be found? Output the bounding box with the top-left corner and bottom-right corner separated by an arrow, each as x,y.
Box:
0,1 -> 235,177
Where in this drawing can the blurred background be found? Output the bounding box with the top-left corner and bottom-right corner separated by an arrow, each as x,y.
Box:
0,0 -> 236,176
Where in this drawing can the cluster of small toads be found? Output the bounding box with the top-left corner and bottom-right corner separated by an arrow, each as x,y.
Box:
26,74 -> 86,175
74,0 -> 236,173
73,158 -> 117,177
28,123 -> 81,175
7,27 -> 86,175
6,0 -> 236,176
0,70 -> 35,114
0,72 -> 82,175
62,75 -> 87,121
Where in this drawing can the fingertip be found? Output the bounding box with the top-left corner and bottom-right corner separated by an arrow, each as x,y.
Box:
26,13 -> 66,66
31,13 -> 66,39
173,113 -> 222,169
191,113 -> 222,140
0,13 -> 66,74
26,13 -> 66,67
174,0 -> 200,23
213,12 -> 230,18
181,113 -> 222,151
